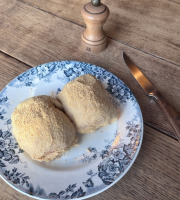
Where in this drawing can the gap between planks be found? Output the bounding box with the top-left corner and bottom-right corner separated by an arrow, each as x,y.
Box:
144,122 -> 178,141
168,0 -> 180,4
0,49 -> 31,68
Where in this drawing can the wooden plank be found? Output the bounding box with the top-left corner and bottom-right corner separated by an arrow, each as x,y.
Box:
0,52 -> 30,89
0,0 -> 180,138
0,125 -> 179,200
0,0 -> 180,139
0,0 -> 111,69
20,0 -> 180,65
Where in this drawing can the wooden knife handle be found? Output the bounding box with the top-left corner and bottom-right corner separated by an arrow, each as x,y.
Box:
155,92 -> 180,141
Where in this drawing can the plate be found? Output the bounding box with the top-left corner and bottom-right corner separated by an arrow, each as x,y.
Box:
0,61 -> 143,200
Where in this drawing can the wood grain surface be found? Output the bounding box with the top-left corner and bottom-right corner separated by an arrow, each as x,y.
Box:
21,0 -> 180,65
0,52 -> 30,89
0,0 -> 180,138
0,0 -> 180,199
0,124 -> 179,200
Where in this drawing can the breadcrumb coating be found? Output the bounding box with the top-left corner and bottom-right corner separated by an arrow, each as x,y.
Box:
58,74 -> 117,133
11,95 -> 76,162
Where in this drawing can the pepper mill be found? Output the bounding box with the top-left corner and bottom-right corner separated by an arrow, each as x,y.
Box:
81,0 -> 110,54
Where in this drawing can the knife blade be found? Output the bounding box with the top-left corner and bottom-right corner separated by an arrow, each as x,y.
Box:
122,52 -> 180,141
123,52 -> 158,98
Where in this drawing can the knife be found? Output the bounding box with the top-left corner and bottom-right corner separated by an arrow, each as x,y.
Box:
122,52 -> 180,141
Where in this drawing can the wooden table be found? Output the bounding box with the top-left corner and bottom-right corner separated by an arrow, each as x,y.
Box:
0,0 -> 180,199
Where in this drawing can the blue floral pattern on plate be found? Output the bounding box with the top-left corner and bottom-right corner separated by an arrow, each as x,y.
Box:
0,61 -> 143,200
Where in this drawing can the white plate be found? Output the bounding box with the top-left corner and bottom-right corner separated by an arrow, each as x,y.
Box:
0,61 -> 143,200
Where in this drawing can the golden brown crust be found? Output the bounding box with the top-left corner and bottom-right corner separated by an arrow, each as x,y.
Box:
11,95 -> 76,162
58,74 -> 117,133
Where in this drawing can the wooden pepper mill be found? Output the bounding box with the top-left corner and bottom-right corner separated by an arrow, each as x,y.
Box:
81,0 -> 110,53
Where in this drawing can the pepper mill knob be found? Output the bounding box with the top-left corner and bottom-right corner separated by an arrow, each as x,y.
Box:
91,0 -> 101,6
81,0 -> 110,54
